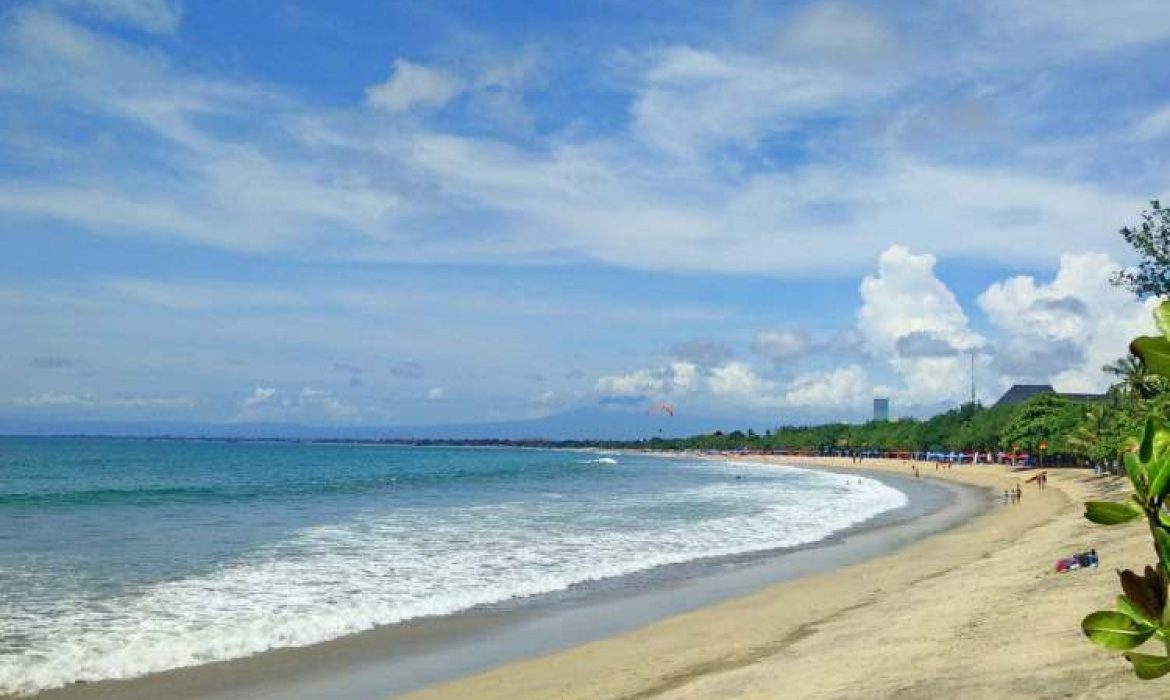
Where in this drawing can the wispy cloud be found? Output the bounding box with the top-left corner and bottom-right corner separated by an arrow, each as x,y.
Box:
1,0 -> 1166,426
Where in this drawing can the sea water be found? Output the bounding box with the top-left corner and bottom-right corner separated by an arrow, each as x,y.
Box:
0,438 -> 907,695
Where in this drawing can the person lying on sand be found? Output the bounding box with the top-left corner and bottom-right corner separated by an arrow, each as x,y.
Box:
1054,549 -> 1098,573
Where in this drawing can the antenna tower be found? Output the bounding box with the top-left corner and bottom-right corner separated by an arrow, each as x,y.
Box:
969,350 -> 976,405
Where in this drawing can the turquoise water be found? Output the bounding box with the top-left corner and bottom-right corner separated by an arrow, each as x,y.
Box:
0,438 -> 906,695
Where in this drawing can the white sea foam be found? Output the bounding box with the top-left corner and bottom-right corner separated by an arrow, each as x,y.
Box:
0,462 -> 906,695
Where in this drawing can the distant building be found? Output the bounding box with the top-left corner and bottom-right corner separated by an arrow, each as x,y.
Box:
993,384 -> 1106,408
873,397 -> 890,421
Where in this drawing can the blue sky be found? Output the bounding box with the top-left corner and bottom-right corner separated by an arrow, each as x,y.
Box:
1,0 -> 1167,428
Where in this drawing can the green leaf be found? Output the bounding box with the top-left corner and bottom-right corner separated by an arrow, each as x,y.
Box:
1118,595 -> 1158,628
1142,417 -> 1157,463
1155,301 -> 1170,340
1127,451 -> 1149,496
1083,611 -> 1156,650
1152,457 -> 1170,503
1132,336 -> 1170,380
1125,652 -> 1170,679
1085,501 -> 1143,525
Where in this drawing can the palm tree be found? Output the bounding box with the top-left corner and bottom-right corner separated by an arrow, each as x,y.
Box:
1066,403 -> 1108,464
1103,353 -> 1159,407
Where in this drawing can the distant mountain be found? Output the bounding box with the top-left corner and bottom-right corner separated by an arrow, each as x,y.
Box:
0,406 -> 775,441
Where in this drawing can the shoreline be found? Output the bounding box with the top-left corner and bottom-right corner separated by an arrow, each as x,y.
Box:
14,458 -> 974,700
401,456 -> 1164,700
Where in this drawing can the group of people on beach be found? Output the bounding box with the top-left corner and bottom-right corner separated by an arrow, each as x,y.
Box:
1002,485 -> 1024,504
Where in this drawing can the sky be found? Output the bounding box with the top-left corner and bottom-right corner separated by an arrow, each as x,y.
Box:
1,0 -> 1168,429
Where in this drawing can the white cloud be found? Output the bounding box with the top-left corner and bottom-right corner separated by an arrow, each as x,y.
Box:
366,59 -> 463,113
236,386 -> 358,422
777,2 -> 900,69
1134,104 -> 1170,142
631,45 -> 892,158
978,252 -> 1156,392
858,246 -> 985,405
979,0 -> 1170,53
426,386 -> 446,401
0,6 -> 1148,278
242,387 -> 276,411
780,365 -> 872,408
708,362 -> 773,399
594,361 -> 699,399
587,246 -> 1156,414
858,245 -> 983,355
58,0 -> 182,34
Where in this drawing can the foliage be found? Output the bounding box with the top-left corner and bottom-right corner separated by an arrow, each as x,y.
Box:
645,397 -> 1107,458
1105,353 -> 1162,407
998,393 -> 1082,455
1082,301 -> 1170,678
1113,201 -> 1170,299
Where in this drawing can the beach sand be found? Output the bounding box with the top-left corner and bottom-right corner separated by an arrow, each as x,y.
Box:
401,457 -> 1164,700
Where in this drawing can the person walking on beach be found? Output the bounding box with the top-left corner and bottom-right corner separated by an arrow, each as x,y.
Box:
1015,484 -> 1022,504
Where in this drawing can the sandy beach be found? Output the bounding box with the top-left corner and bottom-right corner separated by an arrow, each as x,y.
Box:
402,457 -> 1163,700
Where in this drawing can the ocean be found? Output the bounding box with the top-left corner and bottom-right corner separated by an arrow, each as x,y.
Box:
0,438 -> 907,696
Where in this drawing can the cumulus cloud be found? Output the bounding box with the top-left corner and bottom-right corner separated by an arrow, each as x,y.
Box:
978,252 -> 1156,392
894,331 -> 959,359
859,246 -> 985,405
780,365 -> 872,408
594,361 -> 699,399
585,246 -> 1154,417
236,386 -> 357,422
859,246 -> 982,355
707,362 -> 773,399
366,59 -> 463,113
242,386 -> 276,411
993,338 -> 1085,380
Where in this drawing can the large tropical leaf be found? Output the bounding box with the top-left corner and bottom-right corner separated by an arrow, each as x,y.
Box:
1082,611 -> 1155,650
1084,501 -> 1142,525
1125,652 -> 1170,680
1132,336 -> 1170,380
